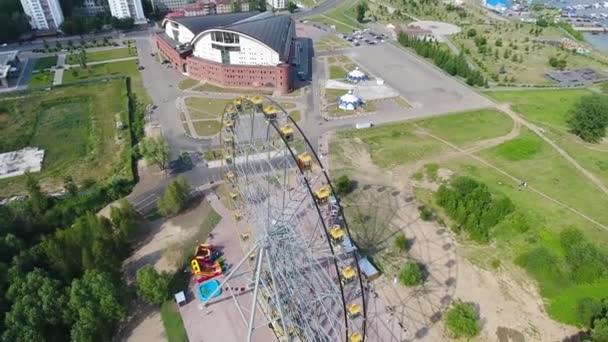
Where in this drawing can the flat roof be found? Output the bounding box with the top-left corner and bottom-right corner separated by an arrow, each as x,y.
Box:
0,50 -> 18,66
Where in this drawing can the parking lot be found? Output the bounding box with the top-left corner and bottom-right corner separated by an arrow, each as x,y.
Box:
340,29 -> 390,47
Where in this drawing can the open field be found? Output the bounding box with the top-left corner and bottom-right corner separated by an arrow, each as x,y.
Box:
330,105 -> 608,332
33,56 -> 57,71
313,34 -> 351,52
326,55 -> 363,79
65,47 -> 136,65
307,0 -> 363,33
192,120 -> 221,136
61,59 -> 150,104
0,80 -> 131,197
184,97 -> 230,120
486,89 -> 608,185
28,71 -> 54,88
178,78 -> 199,90
192,82 -> 272,95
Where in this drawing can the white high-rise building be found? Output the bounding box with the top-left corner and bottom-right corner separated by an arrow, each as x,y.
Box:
108,0 -> 147,23
19,0 -> 64,30
266,0 -> 286,9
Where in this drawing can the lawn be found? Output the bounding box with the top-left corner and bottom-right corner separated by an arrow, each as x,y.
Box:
415,109 -> 513,147
178,78 -> 199,90
65,47 -> 136,65
61,60 -> 150,104
487,88 -> 608,186
333,109 -> 513,168
28,71 -> 54,88
329,65 -> 348,79
313,34 -> 351,52
160,301 -> 188,342
33,56 -> 57,71
480,129 -> 608,229
0,80 -> 131,197
184,97 -> 230,120
193,83 -> 272,95
192,120 -> 222,136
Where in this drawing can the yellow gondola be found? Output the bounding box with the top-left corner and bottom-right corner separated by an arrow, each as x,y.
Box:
280,125 -> 294,141
297,152 -> 312,172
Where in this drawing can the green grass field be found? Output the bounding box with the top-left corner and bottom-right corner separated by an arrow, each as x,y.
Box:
178,78 -> 199,90
184,97 -> 230,120
28,71 -> 54,88
313,34 -> 351,52
487,89 -> 608,185
61,59 -> 150,104
160,301 -> 188,342
65,47 -> 136,65
33,56 -> 57,71
192,120 -> 221,136
0,80 -> 131,197
307,0 -> 362,33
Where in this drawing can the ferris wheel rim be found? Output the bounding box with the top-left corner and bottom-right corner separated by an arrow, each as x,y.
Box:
218,95 -> 367,341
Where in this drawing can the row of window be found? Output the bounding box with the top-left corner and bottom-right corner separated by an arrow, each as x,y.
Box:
211,31 -> 239,44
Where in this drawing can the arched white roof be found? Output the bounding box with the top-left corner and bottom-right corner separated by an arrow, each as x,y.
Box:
339,93 -> 361,104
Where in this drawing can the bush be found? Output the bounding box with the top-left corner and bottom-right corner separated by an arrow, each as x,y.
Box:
577,297 -> 607,328
394,233 -> 407,252
419,205 -> 433,221
399,261 -> 423,286
157,176 -> 192,217
136,266 -> 171,305
444,300 -> 481,338
568,94 -> 608,143
559,228 -> 608,284
334,175 -> 352,195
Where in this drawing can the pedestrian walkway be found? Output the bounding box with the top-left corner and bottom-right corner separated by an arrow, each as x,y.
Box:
52,54 -> 65,86
65,56 -> 138,68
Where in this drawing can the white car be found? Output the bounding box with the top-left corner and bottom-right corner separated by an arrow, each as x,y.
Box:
1,43 -> 7,47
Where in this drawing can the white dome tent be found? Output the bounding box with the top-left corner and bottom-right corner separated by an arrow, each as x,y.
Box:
338,90 -> 363,111
346,67 -> 368,83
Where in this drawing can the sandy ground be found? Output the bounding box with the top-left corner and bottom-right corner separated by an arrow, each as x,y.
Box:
116,189 -> 215,342
330,134 -> 577,341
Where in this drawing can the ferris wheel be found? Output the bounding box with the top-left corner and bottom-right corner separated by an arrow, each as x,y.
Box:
201,95 -> 367,342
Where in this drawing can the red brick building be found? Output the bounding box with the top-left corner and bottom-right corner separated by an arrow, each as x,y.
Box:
154,11 -> 294,94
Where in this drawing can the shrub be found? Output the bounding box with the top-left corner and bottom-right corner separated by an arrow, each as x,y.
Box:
444,300 -> 481,338
399,261 -> 423,286
419,205 -> 433,221
136,266 -> 171,305
568,94 -> 608,143
577,297 -> 606,328
334,175 -> 352,195
394,233 -> 407,252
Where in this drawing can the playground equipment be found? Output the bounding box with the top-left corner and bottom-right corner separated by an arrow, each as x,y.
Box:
206,95 -> 366,341
190,244 -> 223,283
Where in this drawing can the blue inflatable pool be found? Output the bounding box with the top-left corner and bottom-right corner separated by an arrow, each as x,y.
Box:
197,280 -> 222,302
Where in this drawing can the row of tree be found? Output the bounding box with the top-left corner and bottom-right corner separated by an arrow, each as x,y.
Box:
398,33 -> 487,87
60,13 -> 134,36
0,0 -> 30,42
436,176 -> 514,242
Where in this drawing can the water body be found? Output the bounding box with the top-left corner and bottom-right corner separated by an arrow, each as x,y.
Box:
583,31 -> 608,51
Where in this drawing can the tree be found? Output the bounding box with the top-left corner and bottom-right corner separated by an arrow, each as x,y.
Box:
466,28 -> 477,37
334,175 -> 352,195
444,300 -> 481,338
3,269 -> 69,342
157,176 -> 191,217
287,1 -> 297,12
568,94 -> 608,143
25,172 -> 48,215
136,265 -> 171,305
592,317 -> 608,341
111,16 -> 134,30
110,199 -> 140,242
139,137 -> 170,171
399,261 -> 423,286
68,270 -> 127,342
356,2 -> 368,23
394,233 -> 407,252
